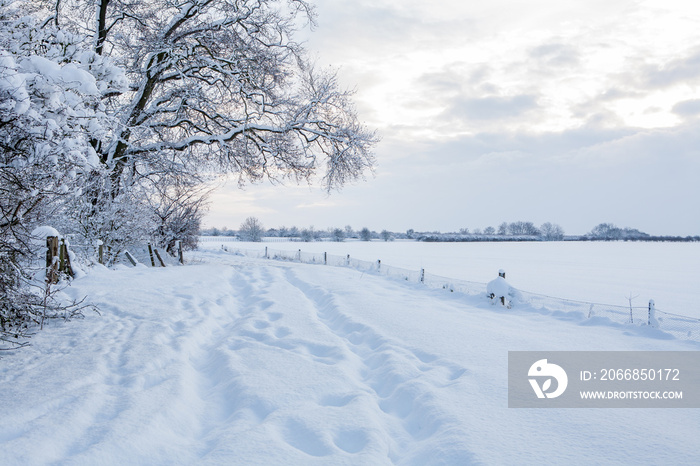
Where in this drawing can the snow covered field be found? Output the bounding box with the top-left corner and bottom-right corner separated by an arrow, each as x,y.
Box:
201,239 -> 700,319
1,247 -> 699,465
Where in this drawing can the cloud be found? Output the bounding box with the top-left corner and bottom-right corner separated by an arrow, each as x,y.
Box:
442,94 -> 539,121
305,1 -> 477,60
529,42 -> 581,68
642,49 -> 700,89
672,99 -> 700,116
205,1 -> 700,236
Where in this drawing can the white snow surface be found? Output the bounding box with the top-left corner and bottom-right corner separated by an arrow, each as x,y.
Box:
1,249 -> 699,465
206,240 -> 700,318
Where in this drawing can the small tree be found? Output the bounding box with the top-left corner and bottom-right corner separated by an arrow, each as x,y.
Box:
540,222 -> 565,241
239,217 -> 264,242
484,226 -> 496,235
589,223 -> 622,240
381,230 -> 393,241
300,227 -> 315,242
360,227 -> 372,241
332,228 -> 345,242
148,178 -> 210,255
508,221 -> 540,236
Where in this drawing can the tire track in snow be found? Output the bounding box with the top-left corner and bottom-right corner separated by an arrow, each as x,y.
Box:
282,267 -> 474,463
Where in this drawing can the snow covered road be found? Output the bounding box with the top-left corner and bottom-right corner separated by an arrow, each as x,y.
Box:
1,250 -> 699,465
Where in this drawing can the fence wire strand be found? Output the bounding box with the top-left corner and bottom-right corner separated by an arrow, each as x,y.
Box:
219,246 -> 700,342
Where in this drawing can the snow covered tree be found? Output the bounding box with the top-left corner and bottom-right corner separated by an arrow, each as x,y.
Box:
331,228 -> 345,242
540,222 -> 564,241
52,0 -> 377,246
497,222 -> 508,235
507,221 -> 540,236
147,177 -> 210,255
588,223 -> 648,241
360,227 -> 371,241
589,223 -> 621,240
239,217 -> 264,242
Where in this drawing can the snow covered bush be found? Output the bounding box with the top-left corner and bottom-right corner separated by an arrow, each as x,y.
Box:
486,274 -> 522,308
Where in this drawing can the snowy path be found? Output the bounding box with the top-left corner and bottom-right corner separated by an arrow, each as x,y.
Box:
1,250 -> 699,465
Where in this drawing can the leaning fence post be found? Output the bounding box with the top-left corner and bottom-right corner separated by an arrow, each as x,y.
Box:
124,250 -> 138,266
148,243 -> 156,267
154,248 -> 166,267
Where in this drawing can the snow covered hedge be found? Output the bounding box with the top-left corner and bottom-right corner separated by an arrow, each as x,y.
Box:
0,0 -> 119,345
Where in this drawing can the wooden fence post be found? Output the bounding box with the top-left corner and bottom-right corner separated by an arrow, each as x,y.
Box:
124,251 -> 138,266
154,248 -> 166,267
265,246 -> 268,259
98,243 -> 104,265
59,238 -> 73,277
177,240 -> 184,264
346,254 -> 350,266
324,252 -> 327,265
420,268 -> 425,283
377,259 -> 381,272
46,236 -> 59,284
148,243 -> 156,267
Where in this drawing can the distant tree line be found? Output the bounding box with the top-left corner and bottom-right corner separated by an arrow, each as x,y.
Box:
416,222 -> 699,242
201,220 -> 699,243
202,220 -> 397,242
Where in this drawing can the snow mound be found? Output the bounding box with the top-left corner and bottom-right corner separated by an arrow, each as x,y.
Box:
486,276 -> 521,306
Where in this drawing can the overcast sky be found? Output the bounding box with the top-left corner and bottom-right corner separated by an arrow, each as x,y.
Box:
205,0 -> 700,236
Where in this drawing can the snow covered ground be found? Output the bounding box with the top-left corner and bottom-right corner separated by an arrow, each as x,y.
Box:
1,248 -> 699,465
202,239 -> 700,319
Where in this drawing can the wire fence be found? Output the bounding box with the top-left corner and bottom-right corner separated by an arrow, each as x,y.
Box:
218,245 -> 700,342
